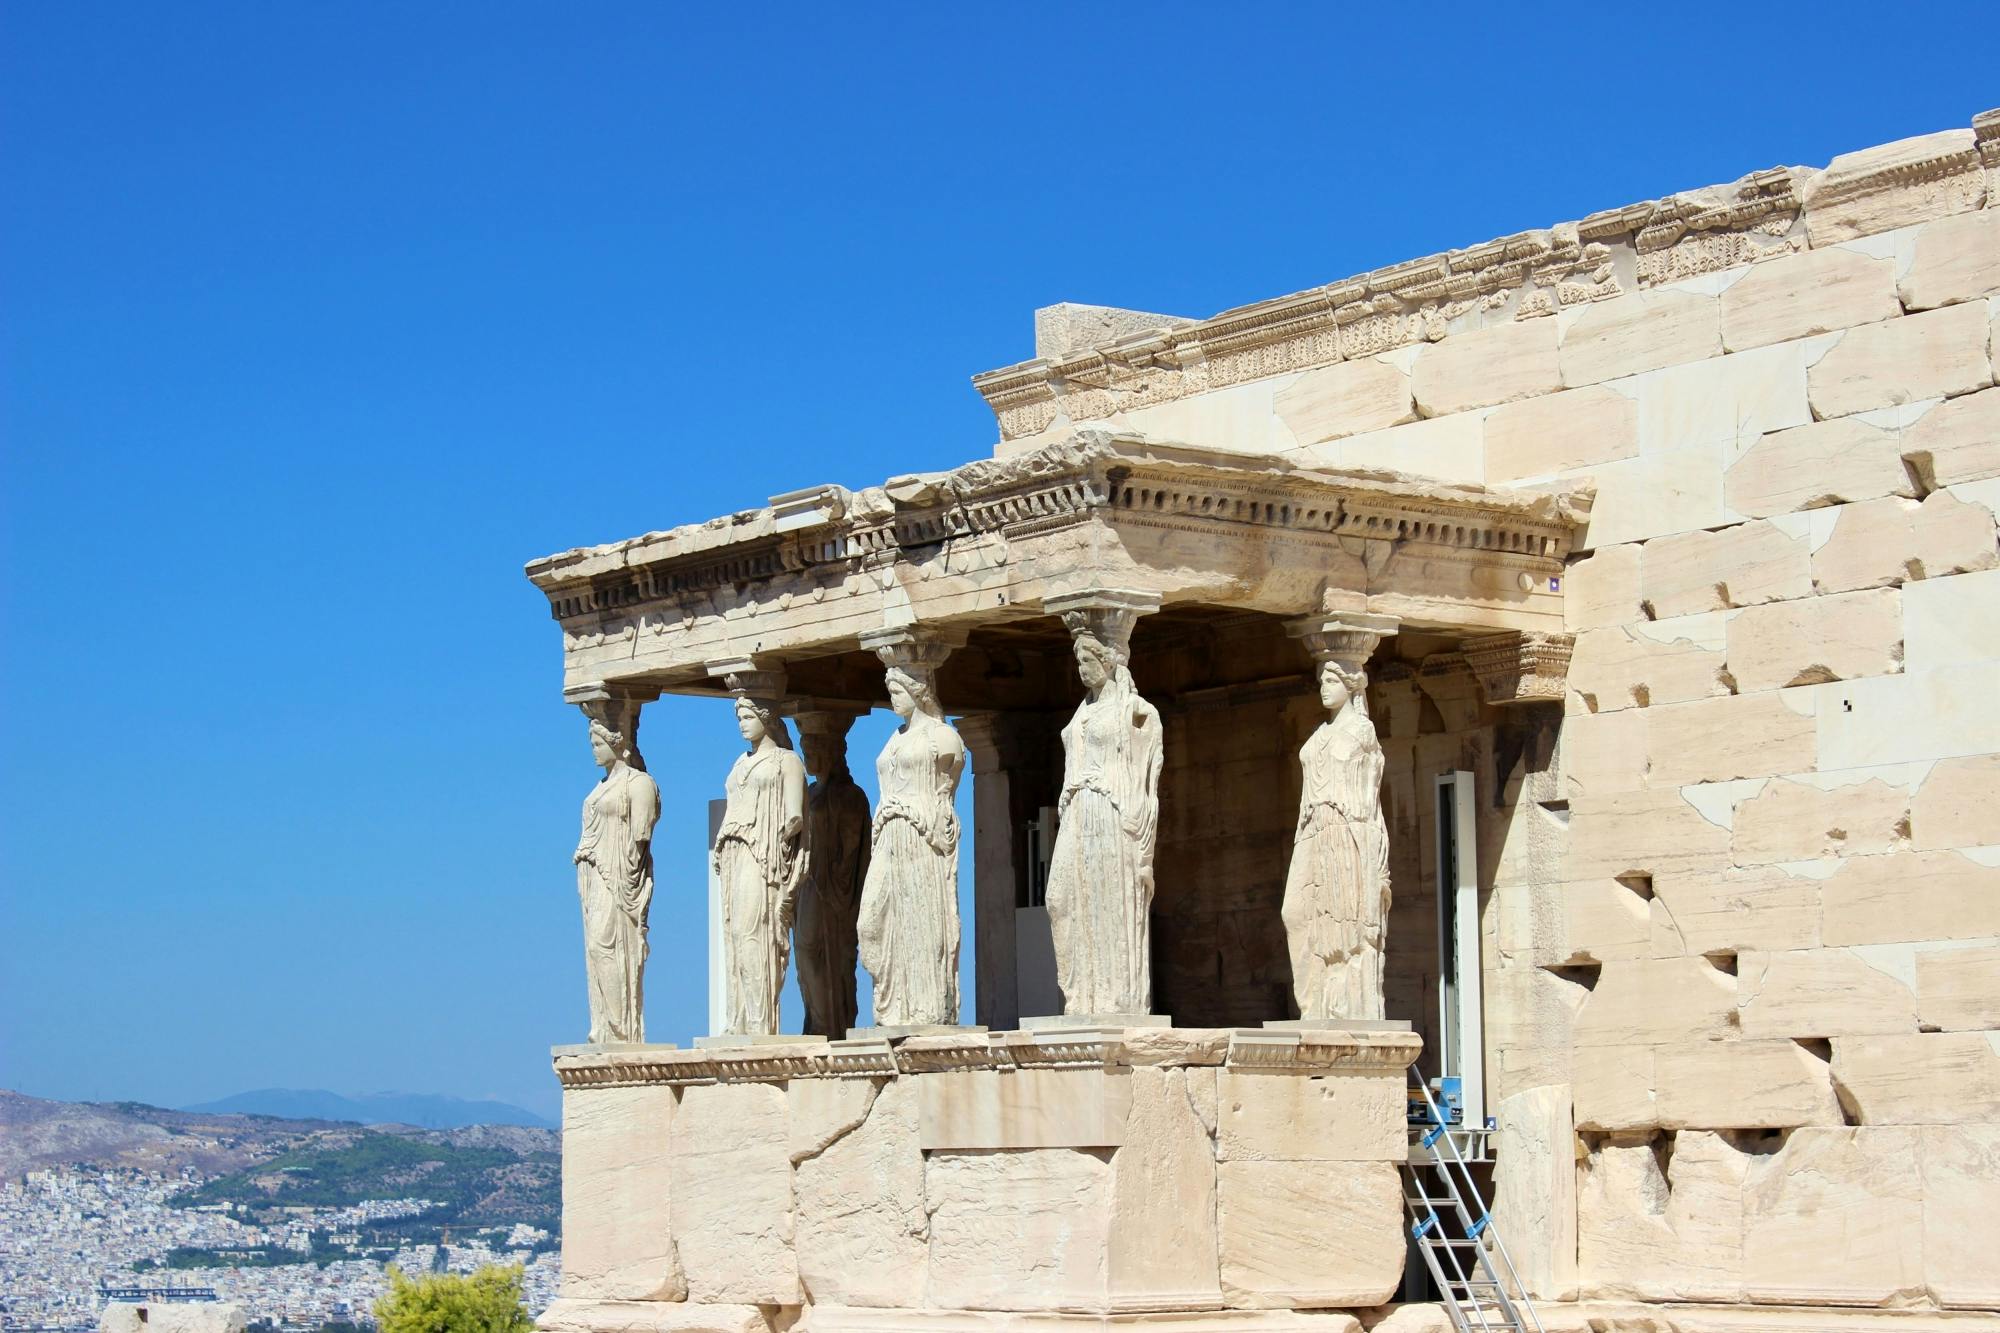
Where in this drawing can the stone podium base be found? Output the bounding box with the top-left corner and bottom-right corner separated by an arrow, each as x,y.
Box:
549,1027 -> 1421,1332
540,1299 -> 1376,1331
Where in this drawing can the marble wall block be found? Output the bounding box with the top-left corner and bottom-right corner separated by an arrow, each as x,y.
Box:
1216,1161 -> 1404,1309
561,1085 -> 685,1302
669,1082 -> 799,1305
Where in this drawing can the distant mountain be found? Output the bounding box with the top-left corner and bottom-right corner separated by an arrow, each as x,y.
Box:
183,1088 -> 554,1129
0,1089 -> 339,1180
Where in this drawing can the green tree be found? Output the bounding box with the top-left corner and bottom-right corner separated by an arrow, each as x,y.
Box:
372,1264 -> 534,1333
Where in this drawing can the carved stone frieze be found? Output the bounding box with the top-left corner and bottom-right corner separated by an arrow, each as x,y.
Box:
529,432 -> 1587,647
550,1027 -> 1420,1085
1461,630 -> 1576,706
971,142 -> 1973,436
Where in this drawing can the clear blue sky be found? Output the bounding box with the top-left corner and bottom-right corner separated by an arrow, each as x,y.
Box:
2,5 -> 1993,1120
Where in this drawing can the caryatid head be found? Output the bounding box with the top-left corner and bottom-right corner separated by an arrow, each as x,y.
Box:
794,711 -> 859,779
583,698 -> 644,772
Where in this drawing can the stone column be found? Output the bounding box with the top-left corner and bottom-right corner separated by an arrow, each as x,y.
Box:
702,657 -> 807,1043
791,702 -> 872,1039
853,627 -> 975,1033
563,683 -> 662,1048
1041,589 -> 1167,1024
957,711 -> 1023,1030
1279,613 -> 1400,1026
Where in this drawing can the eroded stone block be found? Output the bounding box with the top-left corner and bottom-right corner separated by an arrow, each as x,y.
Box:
1655,1040 -> 1841,1129
1642,521 -> 1811,619
1216,1161 -> 1404,1309
1729,773 -> 1908,863
1920,1124 -> 2000,1308
1577,1130 -> 1747,1302
1564,788 -> 1730,880
1572,957 -> 1738,1047
1726,416 -> 1915,518
1833,1033 -> 2000,1125
1904,387 -> 2000,489
1563,543 -> 1644,632
1273,357 -> 1416,446
1558,880 -> 1653,965
1490,1084 -> 1578,1301
1743,1127 -> 1926,1305
1820,849 -> 2000,946
1724,589 -> 1904,693
1411,318 -> 1560,418
917,1068 -> 1133,1150
794,1079 -> 927,1307
1107,1065 -> 1221,1310
1568,620 -> 1729,713
1902,566 -> 2000,673
1653,864 -> 1822,957
1811,491 -> 2000,593
1215,1068 -> 1404,1162
1916,944 -> 2000,1032
1644,691 -> 1817,786
1572,1046 -> 1656,1132
1737,948 -> 1918,1039
925,1147 -> 1109,1312
670,1081 -> 798,1306
1900,209 -> 2000,312
1807,302 -> 1993,421
1720,245 -> 1900,353
561,1084 -> 686,1302
1483,385 -> 1638,482
1560,287 -> 1720,387
1560,708 -> 1648,798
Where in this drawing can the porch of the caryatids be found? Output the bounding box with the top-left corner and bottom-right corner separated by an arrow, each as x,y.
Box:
1040,589 -> 1166,1023
706,657 -> 806,1039
1279,613 -> 1399,1024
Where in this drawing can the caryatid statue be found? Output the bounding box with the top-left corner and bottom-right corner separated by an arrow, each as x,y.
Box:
1281,614 -> 1398,1022
793,707 -> 871,1038
1043,591 -> 1164,1017
856,631 -> 967,1028
573,697 -> 660,1045
710,663 -> 808,1036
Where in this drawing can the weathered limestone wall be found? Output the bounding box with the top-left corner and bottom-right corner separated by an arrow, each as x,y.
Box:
980,113 -> 2000,1320
544,1029 -> 1417,1333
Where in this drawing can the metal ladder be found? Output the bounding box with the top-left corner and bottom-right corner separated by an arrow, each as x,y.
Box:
1403,1073 -> 1544,1333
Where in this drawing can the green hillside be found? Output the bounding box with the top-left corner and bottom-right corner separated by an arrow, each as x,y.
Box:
175,1129 -> 559,1232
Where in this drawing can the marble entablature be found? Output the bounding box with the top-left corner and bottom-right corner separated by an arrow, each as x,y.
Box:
525,432 -> 1591,703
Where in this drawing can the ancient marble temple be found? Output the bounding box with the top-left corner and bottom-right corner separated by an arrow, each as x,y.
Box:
532,110 -> 2000,1333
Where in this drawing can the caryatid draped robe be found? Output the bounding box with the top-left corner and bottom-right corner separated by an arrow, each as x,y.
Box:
574,764 -> 659,1044
857,718 -> 964,1026
1280,704 -> 1391,1020
796,770 -> 871,1037
1046,676 -> 1163,1015
714,745 -> 808,1035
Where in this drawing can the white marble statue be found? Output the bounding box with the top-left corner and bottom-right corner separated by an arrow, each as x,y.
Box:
1281,659 -> 1391,1021
712,696 -> 807,1035
573,710 -> 659,1045
857,658 -> 966,1027
1046,617 -> 1164,1015
795,712 -> 871,1038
